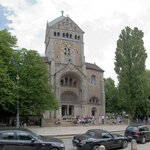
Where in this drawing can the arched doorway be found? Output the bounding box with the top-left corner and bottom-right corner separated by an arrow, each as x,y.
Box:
91,107 -> 97,116
61,91 -> 78,116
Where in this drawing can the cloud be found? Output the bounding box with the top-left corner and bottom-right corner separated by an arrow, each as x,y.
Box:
1,0 -> 150,82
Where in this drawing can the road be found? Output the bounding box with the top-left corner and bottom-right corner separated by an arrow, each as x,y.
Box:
61,134 -> 150,150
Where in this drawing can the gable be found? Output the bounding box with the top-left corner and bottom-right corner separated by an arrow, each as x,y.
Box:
49,16 -> 84,33
55,62 -> 86,79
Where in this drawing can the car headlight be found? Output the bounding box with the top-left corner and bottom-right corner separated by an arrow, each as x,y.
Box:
81,140 -> 86,145
60,143 -> 65,147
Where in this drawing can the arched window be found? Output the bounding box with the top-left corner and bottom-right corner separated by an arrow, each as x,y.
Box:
65,78 -> 68,86
91,75 -> 96,86
54,32 -> 56,36
75,35 -> 77,39
63,33 -> 65,37
73,81 -> 76,87
78,36 -> 80,40
89,97 -> 99,104
57,32 -> 60,36
60,79 -> 64,86
90,99 -> 92,104
66,33 -> 69,38
60,77 -> 78,87
70,34 -> 72,38
69,78 -> 72,86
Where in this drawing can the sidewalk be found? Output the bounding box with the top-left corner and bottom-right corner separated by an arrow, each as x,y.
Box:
28,124 -> 128,137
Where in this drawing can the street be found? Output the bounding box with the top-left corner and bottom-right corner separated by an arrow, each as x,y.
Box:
61,134 -> 150,150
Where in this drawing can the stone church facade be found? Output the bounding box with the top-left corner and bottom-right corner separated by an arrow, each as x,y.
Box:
42,13 -> 105,119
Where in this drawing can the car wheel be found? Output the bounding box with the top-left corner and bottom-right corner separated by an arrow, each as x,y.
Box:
141,137 -> 146,144
49,148 -> 59,150
121,140 -> 128,148
92,145 -> 100,150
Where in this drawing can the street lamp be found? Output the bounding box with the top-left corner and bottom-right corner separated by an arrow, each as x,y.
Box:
16,71 -> 20,128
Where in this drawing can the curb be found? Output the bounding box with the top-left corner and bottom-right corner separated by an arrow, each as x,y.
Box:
46,130 -> 125,139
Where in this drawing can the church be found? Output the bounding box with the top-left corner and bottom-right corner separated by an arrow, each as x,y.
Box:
42,12 -> 105,120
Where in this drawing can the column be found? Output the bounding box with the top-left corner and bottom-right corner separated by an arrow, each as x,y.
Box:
67,105 -> 69,116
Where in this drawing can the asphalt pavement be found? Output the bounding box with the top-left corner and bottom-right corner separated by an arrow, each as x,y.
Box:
28,124 -> 128,137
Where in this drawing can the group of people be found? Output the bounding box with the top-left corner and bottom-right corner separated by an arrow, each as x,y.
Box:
55,113 -> 124,126
62,115 -> 105,125
106,113 -> 123,124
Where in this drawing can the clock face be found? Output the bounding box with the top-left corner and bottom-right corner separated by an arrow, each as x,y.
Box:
60,42 -> 77,55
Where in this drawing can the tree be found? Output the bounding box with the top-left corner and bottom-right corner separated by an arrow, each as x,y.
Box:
14,48 -> 59,115
142,70 -> 150,118
0,29 -> 17,115
114,26 -> 147,121
0,59 -> 16,113
0,29 -> 17,67
0,29 -> 59,117
104,78 -> 120,113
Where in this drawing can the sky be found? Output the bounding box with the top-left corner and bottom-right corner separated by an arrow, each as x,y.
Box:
0,0 -> 150,83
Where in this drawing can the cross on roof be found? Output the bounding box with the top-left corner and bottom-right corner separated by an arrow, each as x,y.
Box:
61,10 -> 64,16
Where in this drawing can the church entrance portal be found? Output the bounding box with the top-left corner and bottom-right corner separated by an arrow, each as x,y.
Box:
61,105 -> 74,116
91,107 -> 97,116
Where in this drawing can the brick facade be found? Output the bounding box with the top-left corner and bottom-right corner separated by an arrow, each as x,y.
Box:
43,14 -> 105,119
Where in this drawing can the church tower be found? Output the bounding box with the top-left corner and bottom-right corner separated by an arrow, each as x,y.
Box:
45,11 -> 85,66
43,12 -> 105,121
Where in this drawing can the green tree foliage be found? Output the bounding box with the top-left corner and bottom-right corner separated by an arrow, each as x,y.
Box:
0,60 -> 16,113
15,48 -> 59,115
141,70 -> 150,117
0,29 -> 17,67
104,78 -> 120,113
114,26 -> 147,119
0,29 -> 58,116
0,29 -> 17,114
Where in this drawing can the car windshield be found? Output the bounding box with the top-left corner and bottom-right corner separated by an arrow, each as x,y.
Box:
86,131 -> 95,137
127,126 -> 138,132
28,130 -> 42,140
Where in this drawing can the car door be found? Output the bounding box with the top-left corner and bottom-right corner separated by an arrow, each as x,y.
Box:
147,126 -> 150,140
125,126 -> 138,139
140,126 -> 150,141
101,132 -> 116,150
15,131 -> 42,150
0,131 -> 17,150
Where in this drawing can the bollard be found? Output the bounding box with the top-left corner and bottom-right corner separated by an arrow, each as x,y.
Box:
99,145 -> 106,150
131,139 -> 137,150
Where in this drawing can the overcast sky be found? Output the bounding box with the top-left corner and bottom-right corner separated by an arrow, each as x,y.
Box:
1,0 -> 150,83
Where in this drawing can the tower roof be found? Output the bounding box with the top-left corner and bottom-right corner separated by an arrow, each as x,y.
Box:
86,62 -> 104,72
48,15 -> 66,27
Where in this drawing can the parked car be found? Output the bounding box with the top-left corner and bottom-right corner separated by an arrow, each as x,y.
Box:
124,125 -> 150,144
0,128 -> 65,150
72,129 -> 128,150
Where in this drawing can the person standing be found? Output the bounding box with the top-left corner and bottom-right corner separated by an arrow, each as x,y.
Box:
102,115 -> 105,124
92,116 -> 95,125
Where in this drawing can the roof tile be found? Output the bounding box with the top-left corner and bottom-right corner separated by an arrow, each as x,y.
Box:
86,62 -> 104,72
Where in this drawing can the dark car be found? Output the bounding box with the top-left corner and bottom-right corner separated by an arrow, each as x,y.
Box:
72,129 -> 128,150
0,128 -> 65,150
124,125 -> 150,144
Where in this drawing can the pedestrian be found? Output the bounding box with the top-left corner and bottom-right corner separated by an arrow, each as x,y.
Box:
102,115 -> 105,124
92,116 -> 95,125
99,116 -> 102,124
55,119 -> 61,125
117,116 -> 121,124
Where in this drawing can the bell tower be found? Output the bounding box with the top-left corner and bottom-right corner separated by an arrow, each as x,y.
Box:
43,12 -> 105,121
45,12 -> 85,66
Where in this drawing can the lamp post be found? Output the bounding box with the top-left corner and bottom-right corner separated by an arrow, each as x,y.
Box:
16,71 -> 20,128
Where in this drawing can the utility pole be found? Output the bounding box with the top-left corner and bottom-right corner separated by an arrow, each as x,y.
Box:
16,71 -> 20,128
